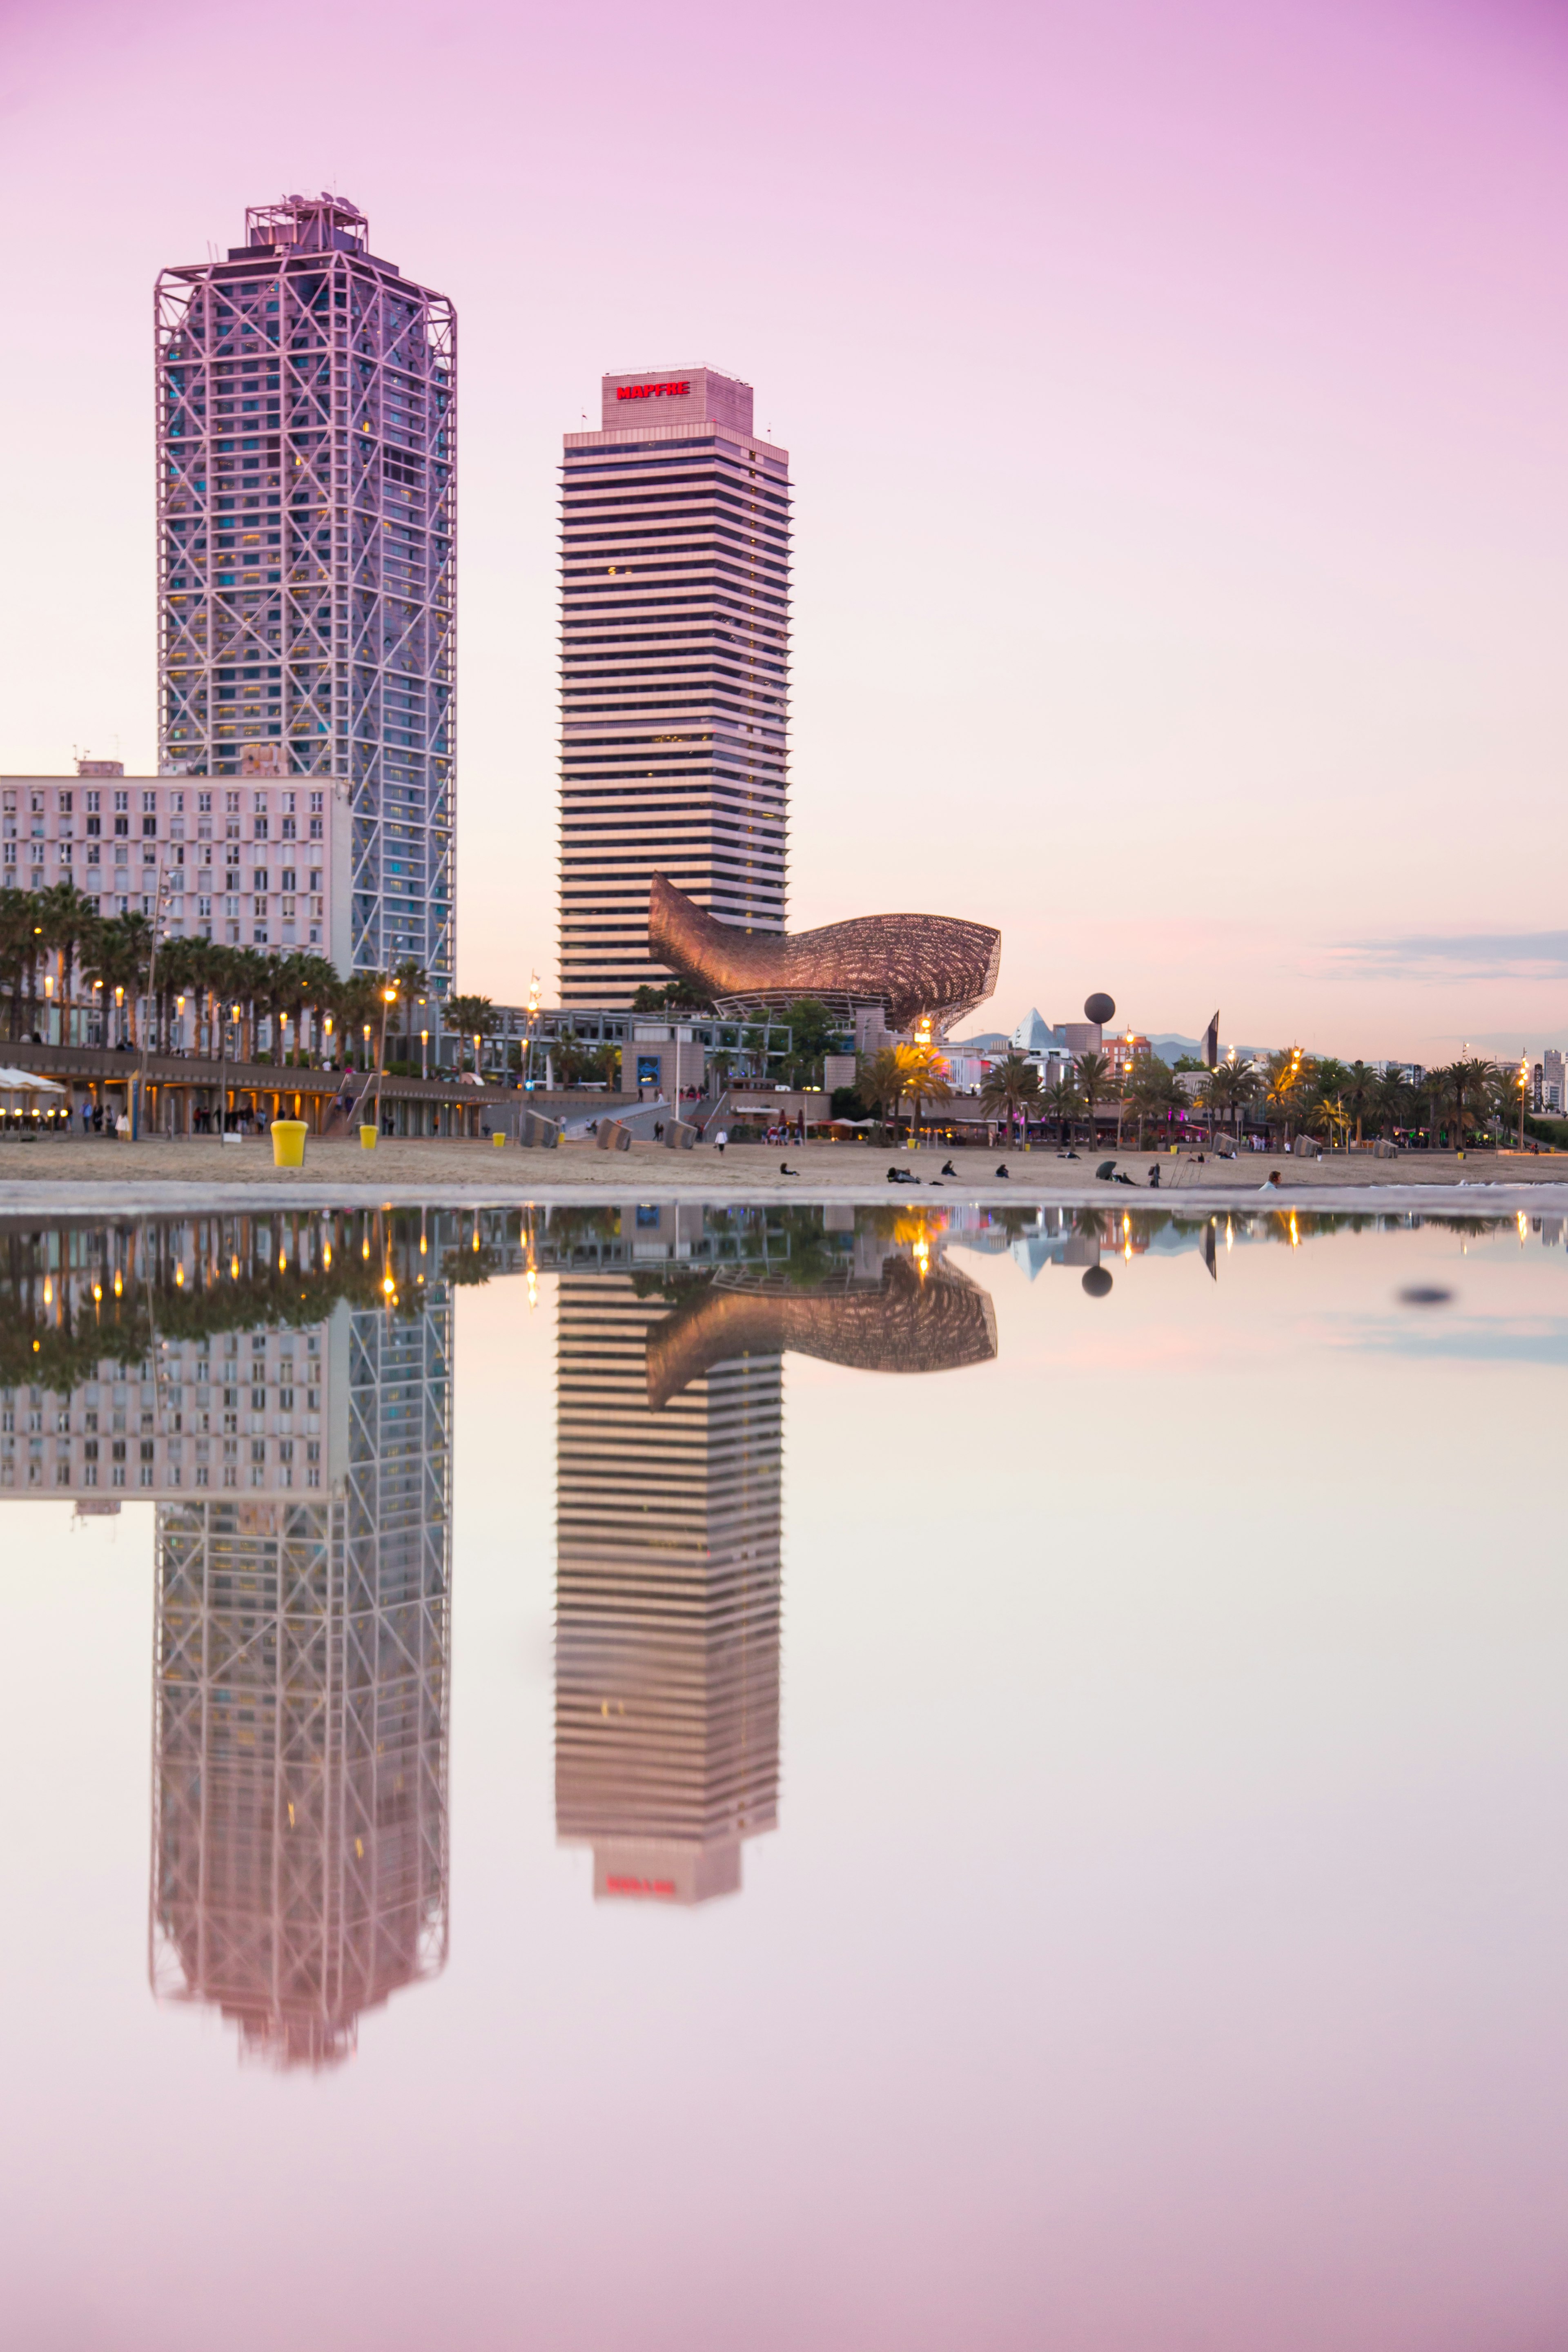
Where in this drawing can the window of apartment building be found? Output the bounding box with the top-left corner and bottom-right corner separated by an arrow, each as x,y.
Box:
114,791 -> 128,812
142,791 -> 157,813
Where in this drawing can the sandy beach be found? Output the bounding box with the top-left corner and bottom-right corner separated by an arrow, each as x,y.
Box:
1,1132 -> 1566,1214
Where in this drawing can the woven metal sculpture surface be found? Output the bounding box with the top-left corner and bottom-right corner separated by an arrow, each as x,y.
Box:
648,873 -> 1000,1033
644,1255 -> 998,1410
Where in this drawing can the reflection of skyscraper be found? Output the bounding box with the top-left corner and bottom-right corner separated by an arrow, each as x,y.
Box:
150,1288 -> 452,2066
555,1276 -> 781,1906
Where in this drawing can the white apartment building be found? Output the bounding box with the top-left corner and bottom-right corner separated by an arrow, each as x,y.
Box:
2,761 -> 343,962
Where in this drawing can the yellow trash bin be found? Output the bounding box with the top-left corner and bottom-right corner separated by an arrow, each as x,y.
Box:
359,1125 -> 378,1151
493,1130 -> 506,1148
270,1119 -> 307,1169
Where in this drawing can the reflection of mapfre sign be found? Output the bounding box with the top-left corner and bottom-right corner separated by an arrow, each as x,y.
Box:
616,379 -> 690,402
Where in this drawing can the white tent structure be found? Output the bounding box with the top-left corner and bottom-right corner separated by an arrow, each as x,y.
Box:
0,1067 -> 69,1126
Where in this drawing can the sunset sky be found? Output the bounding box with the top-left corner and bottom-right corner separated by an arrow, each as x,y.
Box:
1,0 -> 1563,1059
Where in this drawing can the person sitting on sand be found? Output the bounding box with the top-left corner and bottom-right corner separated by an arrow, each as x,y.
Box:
780,1161 -> 799,1176
995,1163 -> 1010,1179
1261,1169 -> 1282,1189
941,1160 -> 958,1177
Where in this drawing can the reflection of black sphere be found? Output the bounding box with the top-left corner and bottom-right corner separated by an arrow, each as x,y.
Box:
1084,992 -> 1116,1026
1081,1265 -> 1114,1299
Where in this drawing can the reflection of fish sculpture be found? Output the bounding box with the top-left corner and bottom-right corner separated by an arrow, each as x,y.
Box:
646,1254 -> 998,1409
648,872 -> 1000,1034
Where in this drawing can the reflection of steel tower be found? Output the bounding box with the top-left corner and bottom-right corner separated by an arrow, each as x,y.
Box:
555,1276 -> 781,1905
150,1292 -> 453,2067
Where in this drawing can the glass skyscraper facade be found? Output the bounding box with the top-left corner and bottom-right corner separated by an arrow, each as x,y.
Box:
558,368 -> 790,1006
155,194 -> 456,991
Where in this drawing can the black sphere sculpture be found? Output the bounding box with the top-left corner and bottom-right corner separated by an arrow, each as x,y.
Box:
1081,1265 -> 1114,1299
1084,992 -> 1116,1027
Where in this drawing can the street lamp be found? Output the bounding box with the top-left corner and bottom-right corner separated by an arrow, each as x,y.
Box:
421,1027 -> 429,1082
373,985 -> 398,1137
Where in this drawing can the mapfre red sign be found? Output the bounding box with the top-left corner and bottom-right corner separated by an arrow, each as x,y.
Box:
616,379 -> 691,402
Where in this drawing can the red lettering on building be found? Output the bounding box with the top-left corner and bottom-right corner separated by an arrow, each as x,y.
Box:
615,380 -> 691,402
604,1875 -> 678,1898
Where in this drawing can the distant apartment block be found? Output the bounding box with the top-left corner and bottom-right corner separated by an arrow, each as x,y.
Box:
2,762 -> 337,959
559,368 -> 790,1005
155,193 -> 455,988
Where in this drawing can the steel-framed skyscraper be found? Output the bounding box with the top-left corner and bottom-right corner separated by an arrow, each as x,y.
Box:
156,194 -> 456,992
558,368 -> 790,1006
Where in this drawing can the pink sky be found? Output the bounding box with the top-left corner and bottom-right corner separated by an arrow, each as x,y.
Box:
0,0 -> 1564,1058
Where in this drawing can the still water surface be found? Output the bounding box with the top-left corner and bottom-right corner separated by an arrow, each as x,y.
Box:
2,1200 -> 1566,2350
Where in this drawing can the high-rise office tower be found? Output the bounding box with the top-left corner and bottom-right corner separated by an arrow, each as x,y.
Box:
555,1271 -> 782,1904
558,369 -> 790,1006
155,194 -> 456,990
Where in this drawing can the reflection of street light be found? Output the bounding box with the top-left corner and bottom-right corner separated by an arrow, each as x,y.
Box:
1518,1051 -> 1529,1150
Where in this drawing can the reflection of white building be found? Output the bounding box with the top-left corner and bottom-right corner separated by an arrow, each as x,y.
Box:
0,1211 -> 454,2069
555,1273 -> 781,1906
1,1233 -> 339,1499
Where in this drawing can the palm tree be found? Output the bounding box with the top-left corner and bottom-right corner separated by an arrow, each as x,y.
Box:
445,990 -> 497,1075
1125,1055 -> 1179,1148
1432,1054 -> 1497,1154
336,970 -> 386,1071
897,1042 -> 955,1140
0,887 -> 41,1040
859,1046 -> 907,1138
1341,1059 -> 1378,1146
1073,1050 -> 1114,1147
1373,1062 -> 1412,1141
37,880 -> 98,1046
391,956 -> 429,1061
85,911 -> 152,1046
1044,1069 -> 1080,1143
1203,1056 -> 1260,1149
1311,1089 -> 1350,1152
1487,1056 -> 1526,1147
980,1051 -> 1041,1148
1263,1048 -> 1311,1147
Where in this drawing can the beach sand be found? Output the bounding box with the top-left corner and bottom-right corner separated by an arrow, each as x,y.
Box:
1,1132 -> 1566,1210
